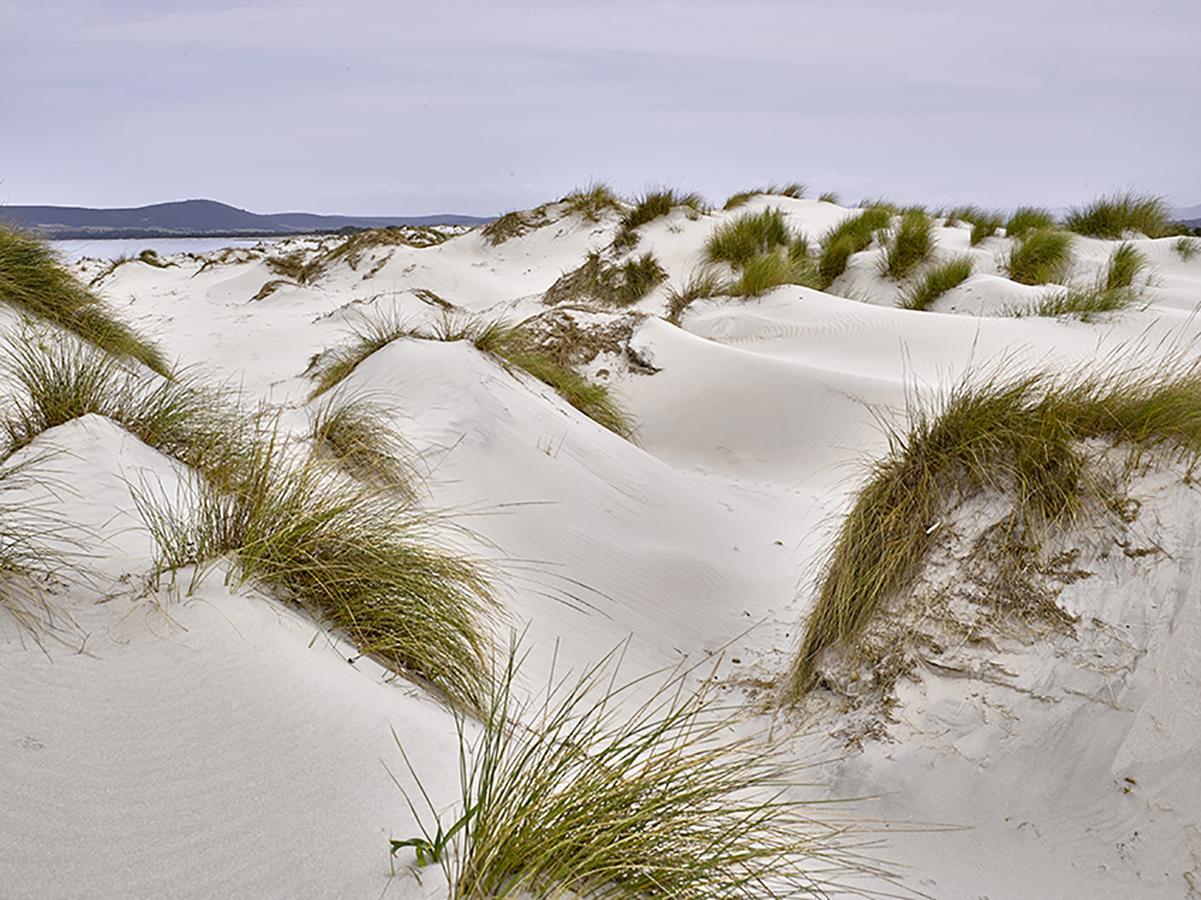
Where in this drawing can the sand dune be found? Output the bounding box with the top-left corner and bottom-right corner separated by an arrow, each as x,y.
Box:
3,195 -> 1201,897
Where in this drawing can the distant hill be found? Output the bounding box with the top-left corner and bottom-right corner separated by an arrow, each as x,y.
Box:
0,199 -> 492,239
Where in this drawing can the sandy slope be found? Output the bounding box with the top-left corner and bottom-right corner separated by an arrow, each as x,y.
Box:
3,201 -> 1201,897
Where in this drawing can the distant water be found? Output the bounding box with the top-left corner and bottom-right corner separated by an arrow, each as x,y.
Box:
51,236 -> 283,263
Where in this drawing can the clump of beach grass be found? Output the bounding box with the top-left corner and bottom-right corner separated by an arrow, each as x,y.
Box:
1004,207 -> 1057,240
309,393 -> 418,500
1007,228 -> 1072,285
787,358 -> 1201,698
818,191 -> 840,205
393,639 -> 865,897
900,256 -> 973,311
1104,242 -> 1146,290
561,183 -> 625,222
1176,237 -> 1200,262
722,183 -> 806,211
705,208 -> 795,268
817,207 -> 893,287
1015,286 -> 1136,321
135,428 -> 495,710
543,251 -> 666,307
879,210 -> 933,280
266,249 -> 324,284
1064,192 -> 1175,239
969,212 -> 1004,246
613,190 -> 709,249
665,268 -> 731,324
308,311 -> 633,439
0,226 -> 171,377
1,335 -> 251,488
733,250 -> 820,298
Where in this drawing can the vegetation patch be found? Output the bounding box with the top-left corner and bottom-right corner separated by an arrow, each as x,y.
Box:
613,190 -> 709,250
879,210 -> 933,280
817,207 -> 893,287
1104,242 -> 1145,290
543,251 -> 666,307
1007,228 -> 1072,285
1064,192 -> 1175,239
969,212 -> 1004,246
733,250 -> 820,297
900,256 -> 973,311
309,393 -> 417,500
560,183 -> 625,222
1175,237 -> 1200,262
266,249 -> 324,284
705,208 -> 794,268
1004,207 -> 1057,240
0,226 -> 170,377
135,428 -> 495,710
722,182 -> 806,211
787,360 -> 1201,700
818,191 -> 840,204
1015,286 -> 1135,321
665,268 -> 731,324
481,206 -> 553,246
309,311 -> 633,438
394,641 -> 864,897
1,336 -> 251,489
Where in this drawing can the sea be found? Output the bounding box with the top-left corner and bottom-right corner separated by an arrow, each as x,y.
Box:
50,236 -> 283,263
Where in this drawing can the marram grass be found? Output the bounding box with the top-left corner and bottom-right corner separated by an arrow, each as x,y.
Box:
309,392 -> 418,500
1004,207 -> 1057,240
817,207 -> 893,288
787,358 -> 1201,698
135,427 -> 496,710
734,250 -> 820,297
1064,191 -> 1175,239
309,310 -> 634,439
900,256 -> 973,311
0,225 -> 170,377
666,268 -> 731,324
1104,242 -> 1145,291
706,208 -> 795,268
394,640 -> 872,898
879,210 -> 933,280
1007,228 -> 1072,285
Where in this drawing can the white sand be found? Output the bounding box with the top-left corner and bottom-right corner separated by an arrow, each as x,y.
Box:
3,203 -> 1200,897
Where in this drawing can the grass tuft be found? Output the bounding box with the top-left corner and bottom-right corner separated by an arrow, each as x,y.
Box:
1016,286 -> 1135,321
394,639 -> 864,897
1104,242 -> 1146,290
266,249 -> 324,284
1004,207 -> 1056,240
1,335 -> 252,488
733,250 -> 820,298
309,393 -> 418,500
544,252 -> 666,307
817,207 -> 893,287
787,359 -> 1201,698
309,311 -> 633,438
0,226 -> 171,377
1175,237 -> 1200,262
900,256 -> 974,311
969,213 -> 1004,246
1007,228 -> 1072,285
722,182 -> 806,211
613,190 -> 709,249
135,428 -> 495,710
705,208 -> 795,268
818,191 -> 840,205
879,210 -> 933,280
665,268 -> 731,324
1064,192 -> 1175,239
561,183 -> 625,222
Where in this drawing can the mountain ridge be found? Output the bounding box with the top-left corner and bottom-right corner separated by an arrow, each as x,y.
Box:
0,198 -> 492,239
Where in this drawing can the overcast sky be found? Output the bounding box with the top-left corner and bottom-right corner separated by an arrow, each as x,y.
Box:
2,0 -> 1198,216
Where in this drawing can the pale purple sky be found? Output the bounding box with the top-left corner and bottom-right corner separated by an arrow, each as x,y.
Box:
2,0 -> 1199,216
